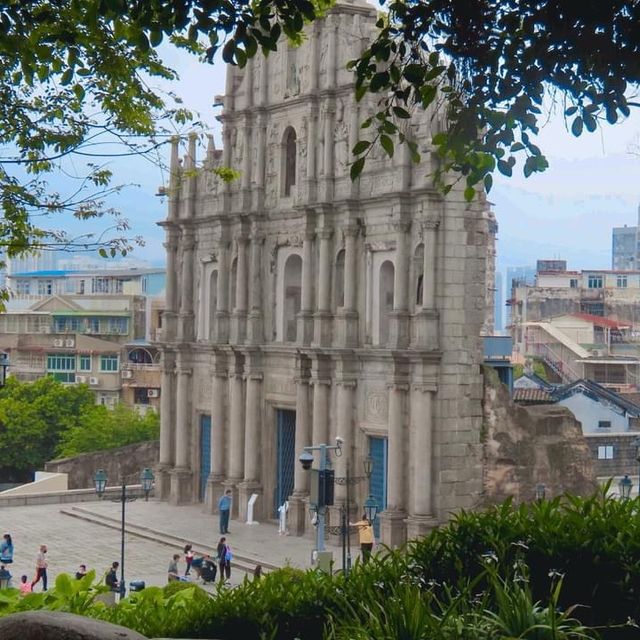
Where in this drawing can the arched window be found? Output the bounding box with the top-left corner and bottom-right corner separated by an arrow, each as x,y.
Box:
209,270 -> 218,339
334,249 -> 345,309
283,254 -> 302,342
283,127 -> 297,196
229,258 -> 238,311
128,348 -> 153,364
413,243 -> 424,307
378,260 -> 395,345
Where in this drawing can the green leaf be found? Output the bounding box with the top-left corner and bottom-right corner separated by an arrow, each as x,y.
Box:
350,157 -> 365,180
392,106 -> 410,119
380,134 -> 394,157
352,140 -> 371,155
484,173 -> 493,193
497,160 -> 512,177
464,186 -> 475,201
571,116 -> 583,137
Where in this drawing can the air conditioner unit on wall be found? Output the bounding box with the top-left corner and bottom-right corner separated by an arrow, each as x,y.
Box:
53,339 -> 63,347
147,388 -> 159,398
76,376 -> 86,384
121,370 -> 133,379
89,377 -> 99,386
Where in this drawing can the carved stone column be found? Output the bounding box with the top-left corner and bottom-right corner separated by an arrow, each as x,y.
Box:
231,235 -> 249,343
247,231 -> 264,344
214,243 -> 230,343
205,355 -> 227,513
380,382 -> 408,547
311,380 -> 330,451
389,221 -> 411,348
334,379 -> 356,504
162,225 -> 179,341
412,220 -> 440,350
239,356 -> 263,521
314,228 -> 333,346
226,360 -> 245,517
406,384 -> 438,539
297,230 -> 315,345
170,362 -> 193,505
336,225 -> 359,346
178,227 -> 196,342
157,350 -> 175,500
289,372 -> 311,535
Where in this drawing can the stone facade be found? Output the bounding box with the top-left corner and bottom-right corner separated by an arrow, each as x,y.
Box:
157,0 -> 496,545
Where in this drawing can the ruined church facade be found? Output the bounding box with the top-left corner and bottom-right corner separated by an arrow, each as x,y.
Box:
157,0 -> 495,545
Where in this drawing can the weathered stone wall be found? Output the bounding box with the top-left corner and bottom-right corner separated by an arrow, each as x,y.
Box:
482,367 -> 596,503
45,441 -> 159,490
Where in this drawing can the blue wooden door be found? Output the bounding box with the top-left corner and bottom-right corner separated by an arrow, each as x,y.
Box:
369,436 -> 388,538
199,415 -> 212,501
275,409 -> 296,516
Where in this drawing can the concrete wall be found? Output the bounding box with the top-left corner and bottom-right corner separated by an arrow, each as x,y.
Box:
482,368 -> 597,503
558,393 -> 629,433
45,440 -> 159,490
0,472 -> 67,495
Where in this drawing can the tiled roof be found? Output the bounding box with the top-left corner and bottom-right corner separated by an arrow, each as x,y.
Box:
570,313 -> 631,330
513,388 -> 553,403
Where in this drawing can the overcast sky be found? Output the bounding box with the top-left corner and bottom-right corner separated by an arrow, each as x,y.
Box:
69,43 -> 639,274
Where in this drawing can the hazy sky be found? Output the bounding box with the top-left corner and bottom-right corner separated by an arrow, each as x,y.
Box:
67,43 -> 639,272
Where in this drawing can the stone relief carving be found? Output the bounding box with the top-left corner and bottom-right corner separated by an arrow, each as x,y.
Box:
334,101 -> 349,176
269,233 -> 305,272
286,48 -> 300,97
365,390 -> 388,424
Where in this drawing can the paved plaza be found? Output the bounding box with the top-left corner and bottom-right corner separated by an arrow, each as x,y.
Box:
1,499 -> 342,593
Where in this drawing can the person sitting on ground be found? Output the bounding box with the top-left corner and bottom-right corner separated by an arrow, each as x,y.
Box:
168,554 -> 181,583
75,564 -> 87,580
19,575 -> 32,595
105,562 -> 119,592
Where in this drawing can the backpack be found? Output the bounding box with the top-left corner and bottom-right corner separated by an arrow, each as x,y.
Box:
225,546 -> 233,562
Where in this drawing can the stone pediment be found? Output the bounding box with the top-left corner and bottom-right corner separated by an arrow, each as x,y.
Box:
29,295 -> 82,313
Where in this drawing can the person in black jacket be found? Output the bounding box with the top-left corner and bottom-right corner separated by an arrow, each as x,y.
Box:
105,562 -> 119,592
216,537 -> 231,584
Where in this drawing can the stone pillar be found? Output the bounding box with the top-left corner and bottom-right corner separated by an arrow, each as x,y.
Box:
178,227 -> 196,342
306,106 -> 319,202
170,364 -> 193,505
412,220 -> 439,350
162,226 -> 179,341
231,236 -> 249,343
334,380 -> 356,504
311,380 -> 330,452
314,228 -> 333,346
247,232 -> 264,344
214,243 -> 229,343
289,375 -> 311,535
336,226 -> 359,346
406,385 -> 438,539
255,120 -> 267,208
389,222 -> 410,348
205,360 -> 227,513
157,350 -> 175,500
298,230 -> 315,345
380,382 -> 407,546
239,365 -> 263,521
322,106 -> 335,201
226,364 -> 245,516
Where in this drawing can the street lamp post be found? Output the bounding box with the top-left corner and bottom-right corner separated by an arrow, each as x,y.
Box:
619,474 -> 633,500
0,352 -> 9,387
94,468 -> 155,598
634,436 -> 640,497
328,454 -> 375,575
299,439 -> 342,563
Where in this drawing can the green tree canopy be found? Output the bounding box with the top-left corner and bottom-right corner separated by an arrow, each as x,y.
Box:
0,377 -> 95,481
57,403 -> 159,458
0,0 -> 637,279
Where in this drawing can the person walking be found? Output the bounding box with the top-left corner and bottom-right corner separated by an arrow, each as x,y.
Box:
217,489 -> 232,534
217,537 -> 231,585
31,544 -> 48,591
350,515 -> 375,564
183,544 -> 194,576
0,533 -> 13,564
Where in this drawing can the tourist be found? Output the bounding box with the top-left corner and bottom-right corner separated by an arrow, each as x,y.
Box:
217,489 -> 232,534
105,562 -> 119,592
75,564 -> 87,580
183,544 -> 194,576
217,537 -> 231,584
0,564 -> 11,588
0,533 -> 13,564
19,575 -> 32,595
350,515 -> 375,564
167,554 -> 181,583
253,564 -> 263,580
31,544 -> 48,591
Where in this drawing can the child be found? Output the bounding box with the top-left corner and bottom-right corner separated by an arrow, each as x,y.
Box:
19,575 -> 32,595
184,544 -> 194,576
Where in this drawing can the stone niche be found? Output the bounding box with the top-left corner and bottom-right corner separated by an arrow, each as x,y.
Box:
482,367 -> 597,504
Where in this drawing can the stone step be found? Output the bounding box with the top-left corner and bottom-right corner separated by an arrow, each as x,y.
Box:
59,506 -> 278,576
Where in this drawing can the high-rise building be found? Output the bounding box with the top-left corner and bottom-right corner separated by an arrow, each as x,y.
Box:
612,204 -> 640,270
